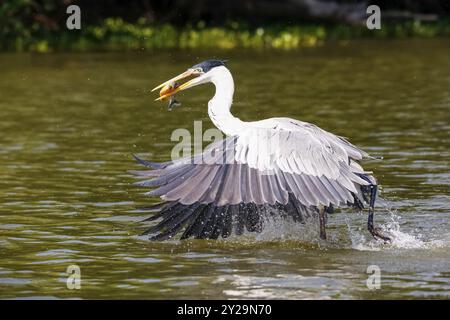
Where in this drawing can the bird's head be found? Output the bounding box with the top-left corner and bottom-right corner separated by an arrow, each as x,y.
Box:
152,59 -> 227,101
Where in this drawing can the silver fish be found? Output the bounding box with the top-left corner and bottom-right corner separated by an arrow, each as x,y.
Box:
168,96 -> 181,111
167,82 -> 182,111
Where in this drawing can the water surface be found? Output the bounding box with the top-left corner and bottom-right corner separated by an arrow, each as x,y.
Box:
0,40 -> 449,299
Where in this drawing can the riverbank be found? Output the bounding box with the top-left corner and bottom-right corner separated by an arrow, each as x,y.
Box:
4,19 -> 450,53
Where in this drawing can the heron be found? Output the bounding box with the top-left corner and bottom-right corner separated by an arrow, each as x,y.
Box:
132,59 -> 391,242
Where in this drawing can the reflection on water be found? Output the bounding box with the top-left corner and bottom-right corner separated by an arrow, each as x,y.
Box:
0,40 -> 449,299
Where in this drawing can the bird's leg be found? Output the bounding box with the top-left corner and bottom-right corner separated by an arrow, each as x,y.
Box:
319,206 -> 327,240
367,185 -> 391,243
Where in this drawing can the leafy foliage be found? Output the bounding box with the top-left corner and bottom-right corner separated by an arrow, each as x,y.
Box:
1,1 -> 450,52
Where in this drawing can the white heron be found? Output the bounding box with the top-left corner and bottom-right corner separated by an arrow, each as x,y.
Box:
133,59 -> 390,242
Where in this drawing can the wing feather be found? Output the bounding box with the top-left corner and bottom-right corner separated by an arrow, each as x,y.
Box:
134,118 -> 378,240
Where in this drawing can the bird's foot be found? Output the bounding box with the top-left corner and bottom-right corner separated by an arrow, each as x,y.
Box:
369,226 -> 391,243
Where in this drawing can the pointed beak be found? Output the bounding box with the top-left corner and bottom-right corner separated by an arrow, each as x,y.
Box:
152,69 -> 204,101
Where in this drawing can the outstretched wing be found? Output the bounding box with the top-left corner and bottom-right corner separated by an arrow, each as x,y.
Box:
133,121 -> 375,240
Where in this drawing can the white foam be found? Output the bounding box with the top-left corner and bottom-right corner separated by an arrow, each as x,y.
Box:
225,206 -> 448,251
200,196 -> 450,252
347,208 -> 446,251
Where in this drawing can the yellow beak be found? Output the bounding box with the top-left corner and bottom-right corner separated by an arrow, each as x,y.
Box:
152,69 -> 201,101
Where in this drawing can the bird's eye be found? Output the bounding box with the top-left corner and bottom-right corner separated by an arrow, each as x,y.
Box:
195,68 -> 203,73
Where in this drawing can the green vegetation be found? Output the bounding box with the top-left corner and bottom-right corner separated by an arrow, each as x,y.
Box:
2,0 -> 450,52
2,6 -> 450,53
3,18 -> 450,53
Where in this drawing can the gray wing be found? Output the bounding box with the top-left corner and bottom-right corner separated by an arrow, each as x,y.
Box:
133,124 -> 376,240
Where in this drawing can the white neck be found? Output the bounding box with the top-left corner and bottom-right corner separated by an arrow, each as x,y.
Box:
207,66 -> 245,136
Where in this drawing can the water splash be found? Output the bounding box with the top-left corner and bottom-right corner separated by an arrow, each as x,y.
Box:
156,201 -> 449,251
229,203 -> 449,251
254,214 -> 320,243
345,205 -> 446,251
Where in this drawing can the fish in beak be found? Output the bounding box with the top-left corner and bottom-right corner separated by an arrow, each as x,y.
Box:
152,68 -> 206,102
158,82 -> 181,110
